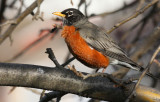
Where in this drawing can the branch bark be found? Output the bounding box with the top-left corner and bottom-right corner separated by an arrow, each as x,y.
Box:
0,63 -> 160,102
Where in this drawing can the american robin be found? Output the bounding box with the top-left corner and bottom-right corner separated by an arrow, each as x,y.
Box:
52,8 -> 151,74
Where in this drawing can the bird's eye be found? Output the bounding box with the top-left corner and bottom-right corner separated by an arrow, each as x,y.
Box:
68,11 -> 73,15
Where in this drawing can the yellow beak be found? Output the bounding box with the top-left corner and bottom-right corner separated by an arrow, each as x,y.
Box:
52,12 -> 66,17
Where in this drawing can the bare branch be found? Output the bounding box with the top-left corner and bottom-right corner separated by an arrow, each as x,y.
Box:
0,20 -> 17,27
4,30 -> 53,62
70,0 -> 73,6
25,88 -> 41,95
32,0 -> 44,21
0,0 -> 44,44
136,0 -> 145,11
0,62 -> 160,102
107,0 -> 159,34
45,48 -> 63,68
149,46 -> 160,65
112,25 -> 160,78
95,1 -> 138,17
154,59 -> 160,67
8,87 -> 16,94
125,46 -> 160,101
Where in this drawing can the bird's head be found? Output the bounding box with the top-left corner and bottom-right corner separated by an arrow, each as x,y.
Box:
53,8 -> 85,26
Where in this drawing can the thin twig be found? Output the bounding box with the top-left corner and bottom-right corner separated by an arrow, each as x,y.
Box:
154,59 -> 160,67
125,46 -> 160,102
112,25 -> 160,78
45,48 -> 63,68
8,0 -> 17,8
32,0 -> 44,21
149,46 -> 160,64
132,4 -> 157,43
15,0 -> 24,18
0,0 -> 44,45
107,0 -> 159,34
63,52 -> 71,63
25,88 -> 41,94
5,30 -> 53,62
40,90 -> 46,99
136,0 -> 145,11
0,20 -> 17,27
120,4 -> 157,43
70,0 -> 73,6
8,87 -> 16,94
95,1 -> 138,17
61,57 -> 75,67
78,0 -> 85,9
84,0 -> 91,17
0,0 -> 6,23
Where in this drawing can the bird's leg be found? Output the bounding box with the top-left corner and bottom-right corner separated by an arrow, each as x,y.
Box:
67,65 -> 108,79
67,65 -> 128,87
67,65 -> 114,80
67,65 -> 85,78
102,68 -> 106,73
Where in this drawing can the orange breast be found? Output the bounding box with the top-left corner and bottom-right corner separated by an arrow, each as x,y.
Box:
62,26 -> 109,68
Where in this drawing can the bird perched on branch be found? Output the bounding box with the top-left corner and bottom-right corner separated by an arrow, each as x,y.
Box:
53,8 -> 154,77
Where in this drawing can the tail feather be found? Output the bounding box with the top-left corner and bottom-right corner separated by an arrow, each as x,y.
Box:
115,60 -> 159,80
136,65 -> 159,80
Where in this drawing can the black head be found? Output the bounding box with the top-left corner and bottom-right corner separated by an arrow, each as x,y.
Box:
53,8 -> 85,25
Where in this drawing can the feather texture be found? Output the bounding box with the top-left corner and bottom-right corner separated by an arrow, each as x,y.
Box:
73,19 -> 141,70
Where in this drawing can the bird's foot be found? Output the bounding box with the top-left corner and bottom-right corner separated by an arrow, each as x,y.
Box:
67,65 -> 127,87
67,65 -> 107,79
67,65 -> 85,78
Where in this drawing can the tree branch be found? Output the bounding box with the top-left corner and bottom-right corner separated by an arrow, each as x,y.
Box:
112,24 -> 160,78
95,0 -> 138,17
0,63 -> 160,102
0,0 -> 44,44
106,0 -> 159,34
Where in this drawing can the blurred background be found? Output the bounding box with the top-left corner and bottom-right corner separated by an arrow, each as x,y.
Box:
0,0 -> 160,102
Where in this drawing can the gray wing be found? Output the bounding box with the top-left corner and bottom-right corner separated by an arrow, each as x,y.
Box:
74,20 -> 137,66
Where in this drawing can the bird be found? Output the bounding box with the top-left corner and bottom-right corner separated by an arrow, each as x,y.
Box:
53,8 -> 154,76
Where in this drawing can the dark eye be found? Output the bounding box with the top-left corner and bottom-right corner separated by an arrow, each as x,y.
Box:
68,11 -> 73,15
